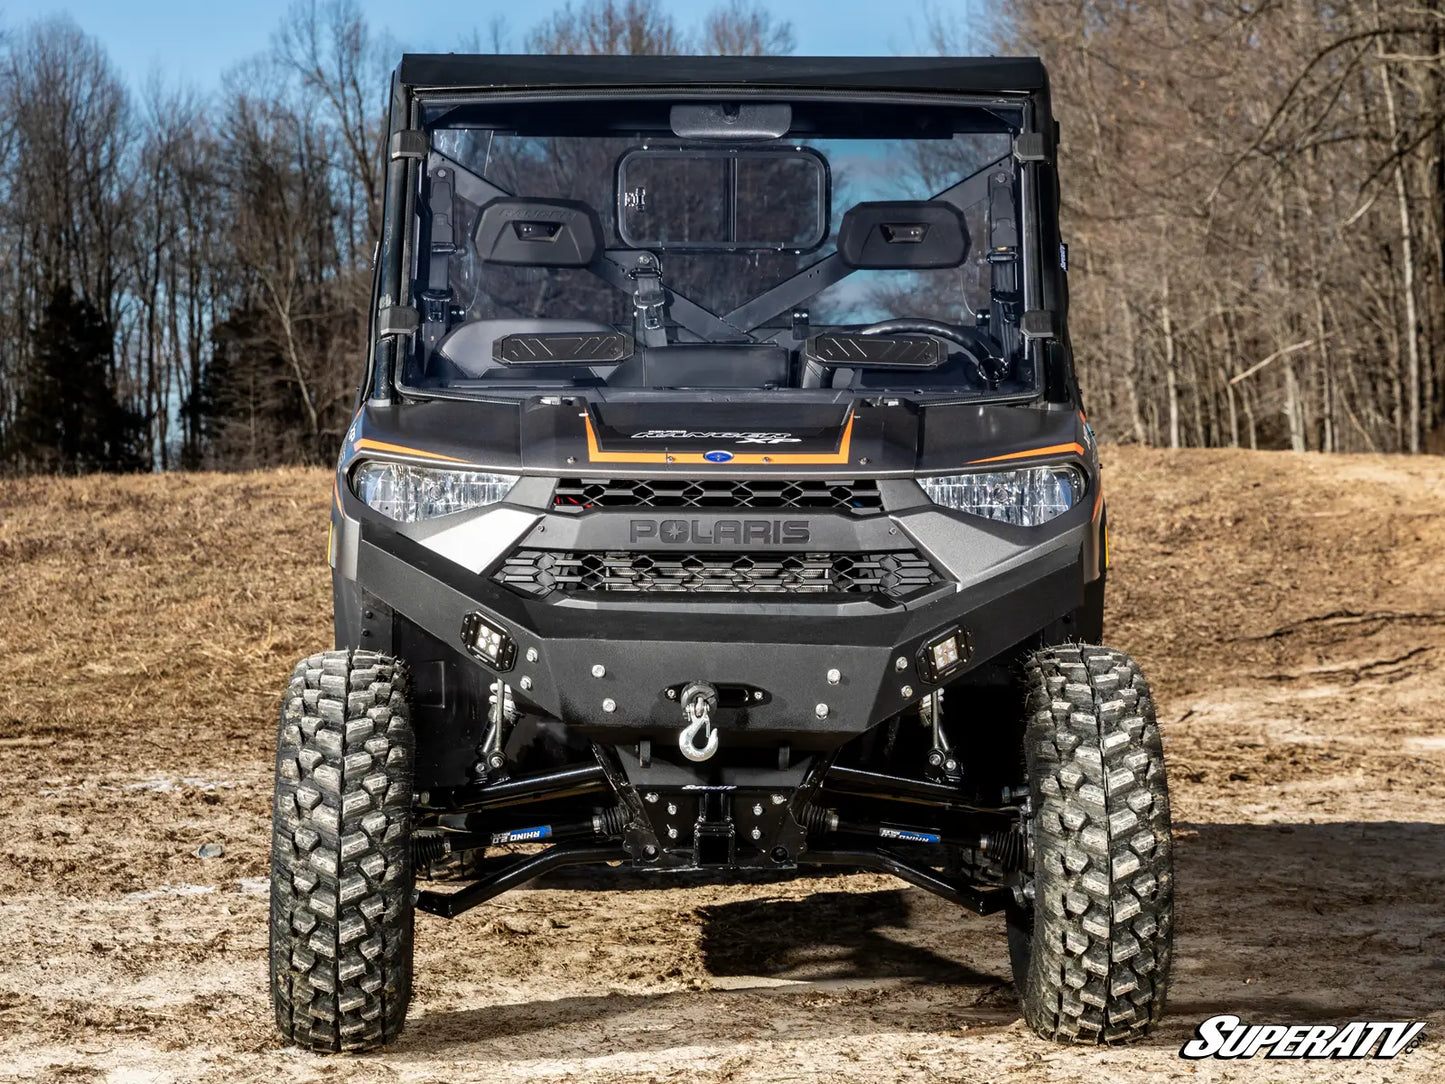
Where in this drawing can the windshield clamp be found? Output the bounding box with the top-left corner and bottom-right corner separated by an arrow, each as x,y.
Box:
376,306 -> 419,339
1013,131 -> 1051,164
390,130 -> 427,161
1020,310 -> 1057,341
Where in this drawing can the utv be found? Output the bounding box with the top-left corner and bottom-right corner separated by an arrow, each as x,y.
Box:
269,53 -> 1173,1052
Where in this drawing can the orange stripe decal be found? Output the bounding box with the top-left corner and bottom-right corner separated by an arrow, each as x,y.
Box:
966,442 -> 1087,465
353,437 -> 470,464
584,413 -> 856,466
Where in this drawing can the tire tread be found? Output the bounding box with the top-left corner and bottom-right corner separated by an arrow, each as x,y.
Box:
270,649 -> 414,1052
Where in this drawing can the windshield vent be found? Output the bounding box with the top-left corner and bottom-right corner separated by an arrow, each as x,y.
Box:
553,478 -> 882,512
494,549 -> 940,599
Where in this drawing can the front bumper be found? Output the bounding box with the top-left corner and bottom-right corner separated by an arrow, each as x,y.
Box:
337,497 -> 1095,744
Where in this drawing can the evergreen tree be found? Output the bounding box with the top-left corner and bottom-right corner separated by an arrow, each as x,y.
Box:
5,283 -> 146,473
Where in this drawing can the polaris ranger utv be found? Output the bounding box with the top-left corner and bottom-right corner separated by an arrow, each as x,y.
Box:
270,53 -> 1173,1052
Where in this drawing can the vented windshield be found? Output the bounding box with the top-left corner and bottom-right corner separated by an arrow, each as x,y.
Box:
399,96 -> 1036,400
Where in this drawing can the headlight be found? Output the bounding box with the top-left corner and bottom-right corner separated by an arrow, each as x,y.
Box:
919,465 -> 1084,527
351,461 -> 517,522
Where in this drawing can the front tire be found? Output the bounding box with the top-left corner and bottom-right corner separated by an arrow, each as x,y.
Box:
269,650 -> 415,1052
1007,645 -> 1173,1043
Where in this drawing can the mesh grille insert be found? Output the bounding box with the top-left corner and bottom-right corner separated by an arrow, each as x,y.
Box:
553,477 -> 882,512
494,549 -> 942,598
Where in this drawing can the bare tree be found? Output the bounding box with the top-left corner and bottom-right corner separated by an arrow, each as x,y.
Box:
527,0 -> 685,55
991,0 -> 1445,452
700,1 -> 794,56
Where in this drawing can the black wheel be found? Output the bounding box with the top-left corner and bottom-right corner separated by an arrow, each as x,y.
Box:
1007,645 -> 1173,1043
269,649 -> 416,1052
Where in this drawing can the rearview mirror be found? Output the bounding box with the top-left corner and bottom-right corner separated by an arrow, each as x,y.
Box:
617,147 -> 829,253
669,103 -> 792,141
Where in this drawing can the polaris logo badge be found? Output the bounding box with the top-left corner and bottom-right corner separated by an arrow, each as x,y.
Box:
630,519 -> 810,544
629,430 -> 802,444
704,450 -> 734,463
1180,1015 -> 1425,1060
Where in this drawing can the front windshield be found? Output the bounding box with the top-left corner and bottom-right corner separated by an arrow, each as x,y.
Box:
400,96 -> 1034,400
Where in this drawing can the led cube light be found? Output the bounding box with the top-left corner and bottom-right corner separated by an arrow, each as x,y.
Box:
919,627 -> 973,683
461,612 -> 516,671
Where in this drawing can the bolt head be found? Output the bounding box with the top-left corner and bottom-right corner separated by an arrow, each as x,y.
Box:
644,792 -> 659,803
591,664 -> 606,678
826,668 -> 841,685
751,827 -> 762,841
771,793 -> 786,805
944,758 -> 958,772
602,698 -> 617,713
927,751 -> 945,766
667,826 -> 678,839
814,703 -> 828,719
519,676 -> 533,691
901,685 -> 914,698
525,647 -> 539,664
643,843 -> 658,858
666,688 -> 678,699
753,803 -> 764,816
754,690 -> 764,700
667,802 -> 677,815
894,656 -> 909,672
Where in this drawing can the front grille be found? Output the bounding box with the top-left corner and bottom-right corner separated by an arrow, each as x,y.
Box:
495,549 -> 942,598
553,477 -> 882,512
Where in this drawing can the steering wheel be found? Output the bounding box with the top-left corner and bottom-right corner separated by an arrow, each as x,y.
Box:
857,319 -> 1004,386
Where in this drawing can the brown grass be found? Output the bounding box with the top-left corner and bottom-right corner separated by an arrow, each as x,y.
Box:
1,448 -> 1443,1082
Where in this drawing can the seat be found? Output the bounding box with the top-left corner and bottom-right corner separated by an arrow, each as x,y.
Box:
436,318 -> 619,380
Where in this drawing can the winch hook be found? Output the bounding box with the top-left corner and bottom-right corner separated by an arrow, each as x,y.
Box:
678,681 -> 720,763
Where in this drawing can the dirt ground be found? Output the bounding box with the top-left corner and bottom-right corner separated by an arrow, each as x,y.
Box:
1,447 -> 1443,1083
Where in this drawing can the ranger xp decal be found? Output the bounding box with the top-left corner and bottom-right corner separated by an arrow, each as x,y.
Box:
583,414 -> 855,466
628,430 -> 803,444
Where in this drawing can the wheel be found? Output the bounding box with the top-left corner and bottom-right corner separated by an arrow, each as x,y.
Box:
1006,644 -> 1173,1043
269,649 -> 416,1052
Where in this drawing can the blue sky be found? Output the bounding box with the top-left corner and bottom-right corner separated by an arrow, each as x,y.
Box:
8,1 -> 988,91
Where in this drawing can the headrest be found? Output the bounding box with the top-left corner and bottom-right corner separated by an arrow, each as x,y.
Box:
474,198 -> 603,267
836,201 -> 969,270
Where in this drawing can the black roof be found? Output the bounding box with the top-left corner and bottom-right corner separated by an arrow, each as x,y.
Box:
396,54 -> 1047,96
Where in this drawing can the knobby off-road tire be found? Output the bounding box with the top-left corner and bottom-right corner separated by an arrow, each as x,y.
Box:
1008,645 -> 1173,1043
270,649 -> 415,1052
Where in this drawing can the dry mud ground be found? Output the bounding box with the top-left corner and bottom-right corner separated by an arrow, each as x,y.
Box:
1,447 -> 1444,1083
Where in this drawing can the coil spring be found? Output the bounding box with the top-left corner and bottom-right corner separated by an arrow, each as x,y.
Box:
412,832 -> 452,866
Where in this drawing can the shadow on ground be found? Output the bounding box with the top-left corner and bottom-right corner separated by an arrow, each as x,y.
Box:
400,820 -> 1445,1057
